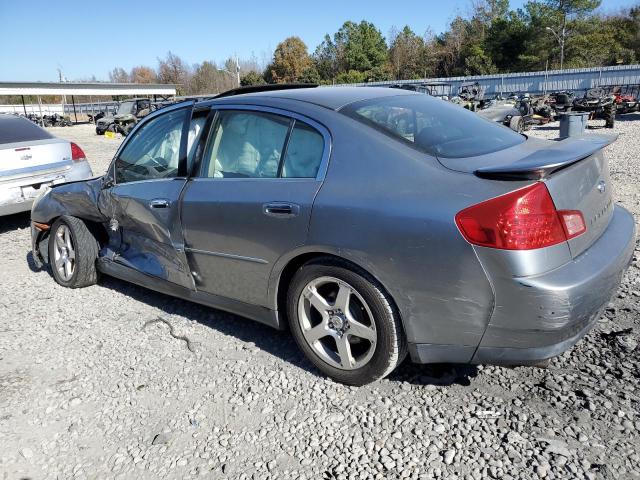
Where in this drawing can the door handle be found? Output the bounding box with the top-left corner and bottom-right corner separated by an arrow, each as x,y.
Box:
263,202 -> 300,217
149,198 -> 170,209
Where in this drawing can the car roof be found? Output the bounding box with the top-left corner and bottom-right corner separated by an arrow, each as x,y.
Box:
210,86 -> 418,111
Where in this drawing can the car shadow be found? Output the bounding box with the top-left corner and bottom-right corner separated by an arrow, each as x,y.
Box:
0,211 -> 30,234
96,275 -> 477,387
389,361 -> 478,386
97,275 -> 322,379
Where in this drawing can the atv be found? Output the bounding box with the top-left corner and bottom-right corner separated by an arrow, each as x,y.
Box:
451,82 -> 485,111
547,91 -> 575,119
87,111 -> 105,124
611,85 -> 639,114
42,113 -> 73,127
95,98 -> 153,136
573,87 -> 616,128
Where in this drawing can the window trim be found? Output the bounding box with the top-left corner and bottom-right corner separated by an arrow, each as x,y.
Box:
194,104 -> 332,182
106,101 -> 194,186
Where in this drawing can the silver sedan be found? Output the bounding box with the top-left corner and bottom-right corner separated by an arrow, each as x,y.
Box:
0,114 -> 93,216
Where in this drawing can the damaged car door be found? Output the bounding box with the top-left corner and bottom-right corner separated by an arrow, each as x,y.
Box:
180,107 -> 329,306
99,104 -> 195,288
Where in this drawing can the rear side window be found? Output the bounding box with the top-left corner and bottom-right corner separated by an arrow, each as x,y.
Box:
341,95 -> 525,158
282,122 -> 324,178
0,115 -> 53,144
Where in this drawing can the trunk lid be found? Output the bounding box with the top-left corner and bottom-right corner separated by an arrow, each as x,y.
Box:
0,138 -> 72,176
439,134 -> 616,258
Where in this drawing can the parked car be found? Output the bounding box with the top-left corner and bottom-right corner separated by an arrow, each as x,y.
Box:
0,114 -> 93,216
30,86 -> 635,385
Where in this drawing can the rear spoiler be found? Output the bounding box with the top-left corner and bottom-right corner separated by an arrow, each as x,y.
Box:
474,133 -> 618,180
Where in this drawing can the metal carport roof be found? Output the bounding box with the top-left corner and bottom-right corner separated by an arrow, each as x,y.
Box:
0,81 -> 177,96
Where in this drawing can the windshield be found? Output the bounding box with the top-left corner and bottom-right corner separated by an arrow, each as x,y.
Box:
340,94 -> 525,158
117,101 -> 136,115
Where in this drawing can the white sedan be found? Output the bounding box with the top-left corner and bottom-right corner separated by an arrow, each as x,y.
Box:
0,114 -> 93,216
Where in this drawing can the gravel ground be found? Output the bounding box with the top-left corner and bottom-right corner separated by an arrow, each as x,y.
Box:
0,118 -> 639,480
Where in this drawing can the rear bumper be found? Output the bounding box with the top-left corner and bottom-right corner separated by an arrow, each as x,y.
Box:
0,160 -> 93,216
409,205 -> 636,365
473,204 -> 635,364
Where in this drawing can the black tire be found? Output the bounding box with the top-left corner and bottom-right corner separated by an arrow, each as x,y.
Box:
509,115 -> 524,133
604,103 -> 615,128
48,216 -> 99,288
287,259 -> 407,385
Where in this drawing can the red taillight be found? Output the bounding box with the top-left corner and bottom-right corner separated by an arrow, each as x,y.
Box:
70,142 -> 86,161
455,182 -> 586,250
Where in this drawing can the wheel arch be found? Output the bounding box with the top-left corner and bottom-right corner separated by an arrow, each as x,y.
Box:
36,215 -> 108,266
270,247 -> 404,333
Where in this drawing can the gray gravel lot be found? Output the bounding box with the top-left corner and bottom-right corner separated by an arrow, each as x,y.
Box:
1,117 -> 639,480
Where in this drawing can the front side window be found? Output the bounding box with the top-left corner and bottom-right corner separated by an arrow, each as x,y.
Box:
341,94 -> 525,158
202,110 -> 290,178
114,108 -> 187,184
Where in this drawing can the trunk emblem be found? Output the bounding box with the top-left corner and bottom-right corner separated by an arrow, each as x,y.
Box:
20,154 -> 32,161
597,180 -> 606,194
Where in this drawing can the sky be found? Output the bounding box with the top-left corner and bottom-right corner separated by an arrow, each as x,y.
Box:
0,0 -> 635,82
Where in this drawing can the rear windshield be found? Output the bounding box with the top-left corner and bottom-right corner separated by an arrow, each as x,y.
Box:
0,114 -> 53,144
340,94 -> 525,158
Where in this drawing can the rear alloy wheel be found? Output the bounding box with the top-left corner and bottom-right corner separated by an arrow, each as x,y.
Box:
288,261 -> 407,385
48,216 -> 99,288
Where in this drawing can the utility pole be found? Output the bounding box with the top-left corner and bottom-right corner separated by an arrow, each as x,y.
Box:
57,67 -> 67,116
236,55 -> 241,87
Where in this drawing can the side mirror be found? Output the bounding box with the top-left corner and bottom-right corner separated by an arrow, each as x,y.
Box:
101,175 -> 114,189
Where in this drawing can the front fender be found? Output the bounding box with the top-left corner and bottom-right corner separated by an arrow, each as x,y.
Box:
31,177 -> 107,224
30,177 -> 107,268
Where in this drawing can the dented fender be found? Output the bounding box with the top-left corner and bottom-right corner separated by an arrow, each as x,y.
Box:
30,177 -> 108,267
31,176 -> 108,225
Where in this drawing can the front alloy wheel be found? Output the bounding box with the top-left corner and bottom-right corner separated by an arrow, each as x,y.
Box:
52,224 -> 76,281
48,216 -> 100,288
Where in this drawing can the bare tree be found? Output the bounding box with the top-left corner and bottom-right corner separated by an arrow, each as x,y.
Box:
188,61 -> 235,95
157,52 -> 190,93
109,67 -> 129,83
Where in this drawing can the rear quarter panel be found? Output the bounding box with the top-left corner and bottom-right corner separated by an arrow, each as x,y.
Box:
303,110 -> 509,347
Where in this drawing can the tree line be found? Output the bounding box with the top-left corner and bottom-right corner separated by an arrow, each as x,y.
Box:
2,0 -> 639,105
112,0 -> 639,94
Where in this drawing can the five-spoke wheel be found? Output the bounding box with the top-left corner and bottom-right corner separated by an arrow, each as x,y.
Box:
52,223 -> 76,281
48,216 -> 99,288
288,260 -> 407,385
298,276 -> 377,370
